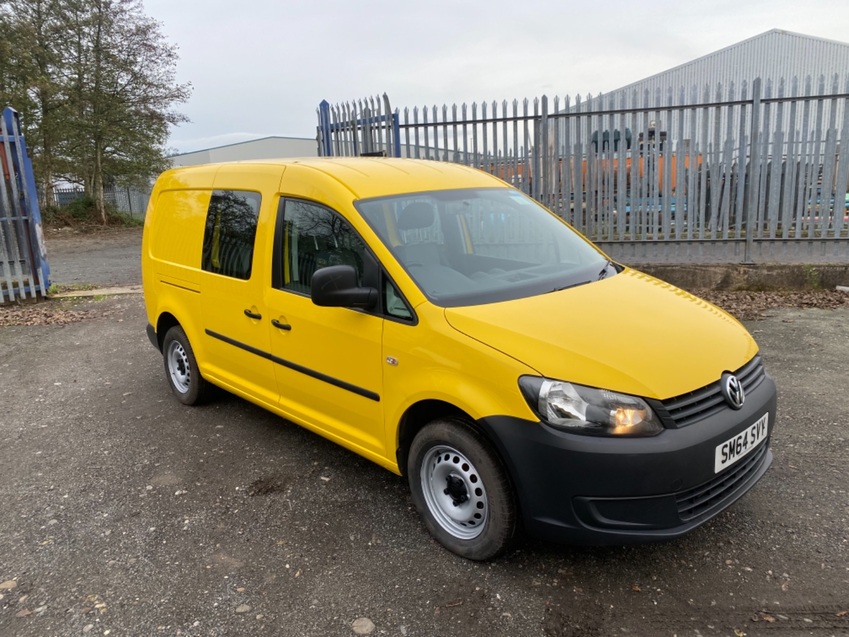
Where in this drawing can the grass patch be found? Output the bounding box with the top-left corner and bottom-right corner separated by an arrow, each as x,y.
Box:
47,282 -> 101,296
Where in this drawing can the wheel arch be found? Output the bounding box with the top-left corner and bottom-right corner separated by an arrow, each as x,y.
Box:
396,399 -> 504,478
154,312 -> 181,350
396,400 -> 466,476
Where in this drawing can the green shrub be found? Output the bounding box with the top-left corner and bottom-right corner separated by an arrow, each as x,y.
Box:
64,195 -> 103,219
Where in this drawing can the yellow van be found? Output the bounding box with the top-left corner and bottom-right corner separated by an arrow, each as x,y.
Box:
142,158 -> 775,560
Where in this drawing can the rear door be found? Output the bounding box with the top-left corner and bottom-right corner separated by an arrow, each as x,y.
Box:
199,168 -> 281,406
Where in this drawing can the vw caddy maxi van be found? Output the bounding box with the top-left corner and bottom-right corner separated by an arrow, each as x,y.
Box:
142,158 -> 776,560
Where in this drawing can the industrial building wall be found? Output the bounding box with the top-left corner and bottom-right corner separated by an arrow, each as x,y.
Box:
570,30 -> 849,207
171,136 -> 317,167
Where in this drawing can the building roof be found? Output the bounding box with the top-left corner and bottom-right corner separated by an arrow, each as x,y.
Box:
171,136 -> 315,158
169,136 -> 318,167
608,29 -> 849,100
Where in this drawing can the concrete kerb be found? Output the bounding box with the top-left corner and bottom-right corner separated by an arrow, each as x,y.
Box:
51,285 -> 143,298
638,263 -> 849,291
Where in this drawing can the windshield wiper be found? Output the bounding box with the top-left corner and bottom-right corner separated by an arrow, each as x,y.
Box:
546,281 -> 587,294
546,261 -> 616,294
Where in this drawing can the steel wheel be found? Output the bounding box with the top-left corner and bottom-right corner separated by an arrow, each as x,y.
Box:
161,325 -> 211,406
420,445 -> 488,540
166,339 -> 191,394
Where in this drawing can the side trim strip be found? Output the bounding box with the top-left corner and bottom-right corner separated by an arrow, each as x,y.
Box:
205,329 -> 380,402
160,279 -> 201,294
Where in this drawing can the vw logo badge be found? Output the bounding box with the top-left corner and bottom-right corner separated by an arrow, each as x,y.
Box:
721,373 -> 745,409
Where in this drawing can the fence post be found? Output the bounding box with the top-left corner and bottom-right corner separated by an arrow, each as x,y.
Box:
318,100 -> 332,157
744,78 -> 762,264
540,95 -> 549,206
532,98 -> 541,202
392,109 -> 401,158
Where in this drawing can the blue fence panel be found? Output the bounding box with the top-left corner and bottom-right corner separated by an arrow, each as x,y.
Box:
0,106 -> 50,303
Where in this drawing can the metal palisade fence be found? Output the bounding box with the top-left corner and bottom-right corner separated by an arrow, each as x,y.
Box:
317,76 -> 849,264
51,185 -> 152,218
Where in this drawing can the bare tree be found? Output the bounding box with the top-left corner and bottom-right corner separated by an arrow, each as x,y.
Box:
0,0 -> 191,222
0,0 -> 67,197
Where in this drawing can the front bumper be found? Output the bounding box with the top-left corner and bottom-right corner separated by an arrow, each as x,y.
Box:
478,373 -> 777,545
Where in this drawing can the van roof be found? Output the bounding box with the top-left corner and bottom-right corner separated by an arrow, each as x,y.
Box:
163,157 -> 507,199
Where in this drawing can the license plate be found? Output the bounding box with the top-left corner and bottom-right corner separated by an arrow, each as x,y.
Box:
714,413 -> 769,473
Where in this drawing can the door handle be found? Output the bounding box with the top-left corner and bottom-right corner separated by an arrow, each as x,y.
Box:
271,319 -> 292,331
243,309 -> 262,320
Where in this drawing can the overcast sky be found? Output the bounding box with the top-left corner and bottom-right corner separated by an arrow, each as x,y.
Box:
142,0 -> 849,154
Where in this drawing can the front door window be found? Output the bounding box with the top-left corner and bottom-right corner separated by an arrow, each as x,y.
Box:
279,199 -> 366,294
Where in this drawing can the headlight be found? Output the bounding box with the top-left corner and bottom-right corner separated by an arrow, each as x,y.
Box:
519,376 -> 663,437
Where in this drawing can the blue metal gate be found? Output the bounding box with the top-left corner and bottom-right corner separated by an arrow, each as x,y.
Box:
0,106 -> 50,303
318,94 -> 401,159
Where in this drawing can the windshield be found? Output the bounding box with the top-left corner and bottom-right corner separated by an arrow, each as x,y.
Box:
356,188 -> 613,307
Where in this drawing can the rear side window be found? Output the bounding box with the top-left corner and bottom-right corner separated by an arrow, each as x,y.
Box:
201,190 -> 261,280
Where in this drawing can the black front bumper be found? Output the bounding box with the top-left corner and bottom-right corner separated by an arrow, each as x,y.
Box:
478,374 -> 777,545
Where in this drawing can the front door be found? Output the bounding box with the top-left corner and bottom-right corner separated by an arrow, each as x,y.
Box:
266,198 -> 385,458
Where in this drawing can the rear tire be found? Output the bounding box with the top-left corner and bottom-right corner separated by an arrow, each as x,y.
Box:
408,419 -> 517,560
162,326 -> 211,406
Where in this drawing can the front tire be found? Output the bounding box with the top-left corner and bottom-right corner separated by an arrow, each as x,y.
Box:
162,326 -> 211,406
408,419 -> 517,560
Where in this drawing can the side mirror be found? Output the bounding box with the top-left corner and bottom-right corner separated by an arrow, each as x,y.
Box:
311,265 -> 378,309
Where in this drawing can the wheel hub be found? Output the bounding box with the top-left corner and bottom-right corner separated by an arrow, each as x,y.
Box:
444,474 -> 469,506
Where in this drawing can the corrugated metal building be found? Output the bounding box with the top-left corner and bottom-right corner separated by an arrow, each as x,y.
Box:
608,29 -> 849,100
170,135 -> 317,167
555,28 -> 849,162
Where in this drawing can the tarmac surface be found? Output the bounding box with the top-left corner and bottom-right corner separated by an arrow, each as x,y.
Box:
0,227 -> 847,636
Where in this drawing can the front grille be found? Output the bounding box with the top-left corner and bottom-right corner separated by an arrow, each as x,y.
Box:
676,442 -> 768,521
655,355 -> 766,427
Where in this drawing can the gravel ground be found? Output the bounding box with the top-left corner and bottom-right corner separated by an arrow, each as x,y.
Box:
43,226 -> 143,289
0,227 -> 847,636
